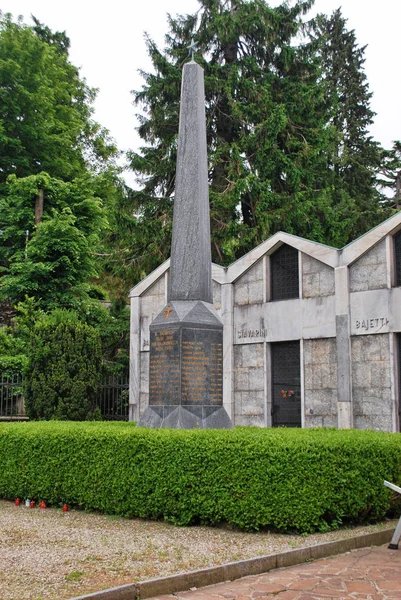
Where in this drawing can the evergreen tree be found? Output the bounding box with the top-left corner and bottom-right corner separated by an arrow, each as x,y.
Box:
24,310 -> 102,420
378,141 -> 401,209
313,9 -> 391,238
129,0 -> 337,275
128,0 -> 370,279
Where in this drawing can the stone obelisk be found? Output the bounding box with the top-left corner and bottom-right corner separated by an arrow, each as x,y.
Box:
138,53 -> 232,429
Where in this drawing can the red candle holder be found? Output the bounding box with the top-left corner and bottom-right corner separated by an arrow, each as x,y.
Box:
15,498 -> 21,506
62,503 -> 68,512
29,500 -> 36,508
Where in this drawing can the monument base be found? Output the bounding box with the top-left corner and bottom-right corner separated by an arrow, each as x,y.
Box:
138,404 -> 233,429
137,300 -> 233,430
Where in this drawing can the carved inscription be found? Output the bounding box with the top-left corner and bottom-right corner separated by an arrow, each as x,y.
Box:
355,317 -> 389,332
149,329 -> 180,405
181,328 -> 223,405
237,328 -> 267,340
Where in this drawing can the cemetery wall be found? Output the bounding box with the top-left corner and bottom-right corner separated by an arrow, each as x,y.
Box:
349,239 -> 388,292
233,260 -> 264,307
130,213 -> 401,431
351,333 -> 393,430
233,343 -> 265,427
302,254 -> 335,298
303,338 -> 338,428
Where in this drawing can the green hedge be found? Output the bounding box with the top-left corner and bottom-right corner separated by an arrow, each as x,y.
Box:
0,422 -> 400,532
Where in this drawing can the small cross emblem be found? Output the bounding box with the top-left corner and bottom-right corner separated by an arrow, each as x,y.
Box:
163,306 -> 173,318
187,38 -> 199,62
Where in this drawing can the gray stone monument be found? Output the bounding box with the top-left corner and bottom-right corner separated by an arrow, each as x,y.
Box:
138,55 -> 233,429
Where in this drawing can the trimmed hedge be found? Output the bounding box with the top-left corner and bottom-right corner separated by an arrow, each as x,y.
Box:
0,422 -> 400,532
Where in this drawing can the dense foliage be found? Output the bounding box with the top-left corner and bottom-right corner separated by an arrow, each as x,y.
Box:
0,423 -> 400,532
0,15 -> 130,383
0,173 -> 107,309
24,311 -> 102,420
313,9 -> 386,241
0,12 -> 116,185
128,0 -> 399,278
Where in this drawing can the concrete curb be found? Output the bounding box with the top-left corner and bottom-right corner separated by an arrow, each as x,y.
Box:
69,527 -> 395,600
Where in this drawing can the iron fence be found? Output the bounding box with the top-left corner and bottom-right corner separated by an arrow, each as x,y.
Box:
0,375 -> 129,421
0,375 -> 25,418
97,376 -> 129,420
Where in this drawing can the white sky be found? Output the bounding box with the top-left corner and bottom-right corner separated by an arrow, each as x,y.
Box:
2,0 -> 401,187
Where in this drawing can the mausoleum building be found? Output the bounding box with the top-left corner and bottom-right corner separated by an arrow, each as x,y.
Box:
129,212 -> 401,431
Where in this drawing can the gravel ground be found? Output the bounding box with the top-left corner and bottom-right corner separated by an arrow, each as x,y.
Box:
0,500 -> 397,600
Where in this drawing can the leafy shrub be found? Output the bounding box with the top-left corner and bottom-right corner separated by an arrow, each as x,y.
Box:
0,327 -> 28,377
24,311 -> 102,420
0,423 -> 400,532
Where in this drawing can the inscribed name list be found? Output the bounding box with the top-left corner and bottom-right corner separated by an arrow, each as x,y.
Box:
149,329 -> 180,405
181,328 -> 223,405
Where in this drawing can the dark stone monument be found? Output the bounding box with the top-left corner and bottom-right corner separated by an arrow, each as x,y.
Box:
138,54 -> 232,429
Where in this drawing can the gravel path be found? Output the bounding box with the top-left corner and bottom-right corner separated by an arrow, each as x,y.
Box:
0,500 -> 397,600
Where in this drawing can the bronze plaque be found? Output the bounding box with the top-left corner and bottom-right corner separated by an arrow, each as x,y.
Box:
181,328 -> 223,405
149,329 -> 180,406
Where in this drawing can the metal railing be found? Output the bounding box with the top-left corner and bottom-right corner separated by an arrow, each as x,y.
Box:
97,376 -> 129,420
0,375 -> 26,419
0,375 -> 129,421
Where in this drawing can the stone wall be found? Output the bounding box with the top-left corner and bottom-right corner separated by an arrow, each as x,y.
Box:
234,343 -> 265,426
212,279 -> 222,312
351,333 -> 392,430
138,278 -> 166,416
303,338 -> 338,427
302,254 -> 335,298
349,239 -> 388,292
234,260 -> 264,306
141,277 -> 166,321
139,352 -> 149,417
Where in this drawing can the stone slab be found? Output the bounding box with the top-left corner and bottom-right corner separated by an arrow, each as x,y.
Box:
233,295 -> 336,344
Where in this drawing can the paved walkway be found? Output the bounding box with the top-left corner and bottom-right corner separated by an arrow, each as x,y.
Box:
150,545 -> 401,600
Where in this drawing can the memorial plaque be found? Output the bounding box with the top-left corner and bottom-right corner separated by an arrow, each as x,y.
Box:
181,328 -> 223,405
149,329 -> 180,406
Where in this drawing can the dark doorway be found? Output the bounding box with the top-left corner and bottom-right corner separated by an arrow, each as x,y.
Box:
272,340 -> 301,427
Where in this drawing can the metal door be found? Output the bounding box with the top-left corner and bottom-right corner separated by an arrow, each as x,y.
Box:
272,341 -> 301,427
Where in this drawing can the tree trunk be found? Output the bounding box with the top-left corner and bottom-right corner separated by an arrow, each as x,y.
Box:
35,189 -> 44,225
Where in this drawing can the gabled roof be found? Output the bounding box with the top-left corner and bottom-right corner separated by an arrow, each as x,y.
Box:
340,211 -> 401,266
128,211 -> 401,297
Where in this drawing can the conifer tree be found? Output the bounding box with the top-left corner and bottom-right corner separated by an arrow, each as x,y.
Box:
313,9 -> 390,238
128,0 -> 354,278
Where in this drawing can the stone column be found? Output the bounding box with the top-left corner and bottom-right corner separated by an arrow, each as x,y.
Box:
335,266 -> 353,428
129,296 -> 141,422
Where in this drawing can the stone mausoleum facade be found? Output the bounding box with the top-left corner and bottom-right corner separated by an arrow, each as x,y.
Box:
129,212 -> 401,431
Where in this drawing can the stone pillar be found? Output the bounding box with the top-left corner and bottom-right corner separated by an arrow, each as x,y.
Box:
221,283 -> 234,421
168,61 -> 212,304
138,60 -> 232,429
335,266 -> 353,428
129,296 -> 141,422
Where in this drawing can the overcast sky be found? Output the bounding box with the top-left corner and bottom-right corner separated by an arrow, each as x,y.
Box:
2,0 -> 401,187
